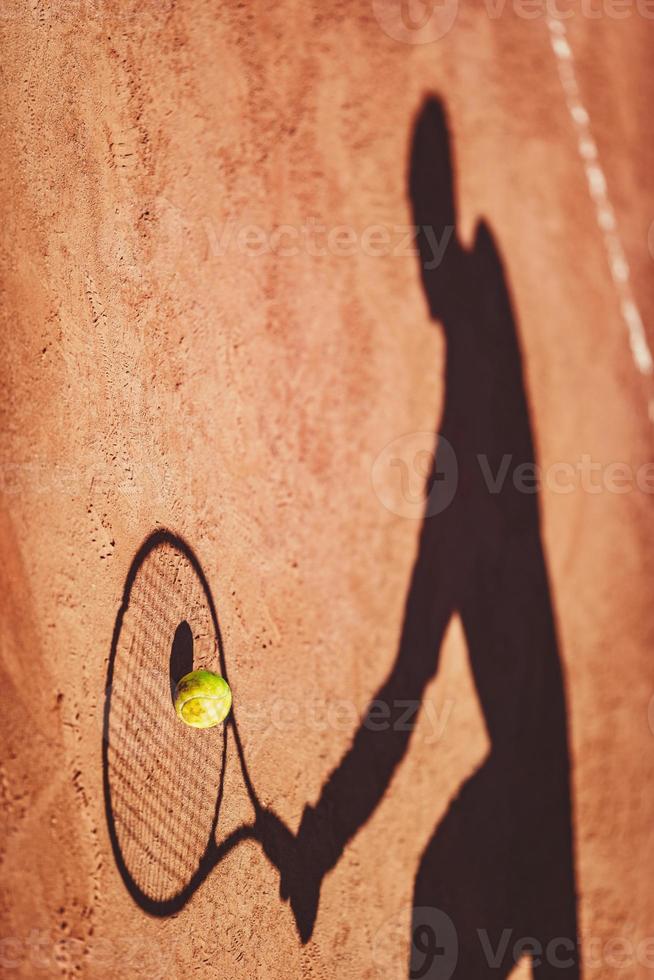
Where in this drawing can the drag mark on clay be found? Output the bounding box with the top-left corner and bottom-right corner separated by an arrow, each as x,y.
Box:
546,17 -> 654,407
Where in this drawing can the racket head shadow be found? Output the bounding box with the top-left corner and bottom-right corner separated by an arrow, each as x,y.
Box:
102,529 -> 229,914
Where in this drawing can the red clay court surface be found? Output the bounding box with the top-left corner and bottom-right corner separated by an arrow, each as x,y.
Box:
1,3 -> 653,978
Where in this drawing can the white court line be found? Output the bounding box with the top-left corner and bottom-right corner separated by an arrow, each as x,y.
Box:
546,17 -> 654,415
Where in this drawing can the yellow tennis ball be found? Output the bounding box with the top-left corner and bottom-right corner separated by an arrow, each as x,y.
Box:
174,670 -> 232,729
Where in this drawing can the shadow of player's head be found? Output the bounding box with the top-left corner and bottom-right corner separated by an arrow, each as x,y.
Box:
408,95 -> 460,322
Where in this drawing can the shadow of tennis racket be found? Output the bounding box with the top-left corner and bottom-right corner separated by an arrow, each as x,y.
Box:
102,528 -> 328,933
102,529 -> 266,915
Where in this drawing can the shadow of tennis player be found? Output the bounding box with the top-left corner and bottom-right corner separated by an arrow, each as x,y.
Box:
103,94 -> 580,978
264,95 -> 580,977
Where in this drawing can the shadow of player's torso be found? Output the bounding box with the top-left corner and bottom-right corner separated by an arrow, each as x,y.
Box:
407,235 -> 577,977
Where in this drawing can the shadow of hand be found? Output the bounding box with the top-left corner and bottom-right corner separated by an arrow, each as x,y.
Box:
255,805 -> 329,944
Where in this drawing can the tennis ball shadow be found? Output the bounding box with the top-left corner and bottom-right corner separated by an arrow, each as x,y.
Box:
169,619 -> 194,704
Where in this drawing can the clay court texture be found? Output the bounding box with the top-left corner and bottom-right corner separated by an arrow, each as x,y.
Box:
1,2 -> 653,978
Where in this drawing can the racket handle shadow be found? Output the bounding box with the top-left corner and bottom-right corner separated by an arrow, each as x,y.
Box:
225,714 -> 324,942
